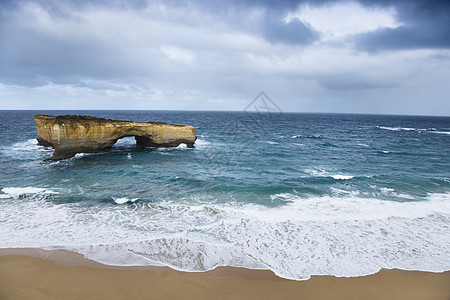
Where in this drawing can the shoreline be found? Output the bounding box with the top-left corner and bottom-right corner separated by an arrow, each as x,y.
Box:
1,248 -> 449,299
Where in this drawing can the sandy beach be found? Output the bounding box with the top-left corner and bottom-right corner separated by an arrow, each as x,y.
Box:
0,249 -> 449,300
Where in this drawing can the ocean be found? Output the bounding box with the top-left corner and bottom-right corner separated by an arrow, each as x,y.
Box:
0,110 -> 449,280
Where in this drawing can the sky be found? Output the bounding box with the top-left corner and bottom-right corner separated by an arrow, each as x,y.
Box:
0,0 -> 449,115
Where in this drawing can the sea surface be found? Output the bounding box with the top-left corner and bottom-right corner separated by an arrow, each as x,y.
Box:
0,110 -> 449,280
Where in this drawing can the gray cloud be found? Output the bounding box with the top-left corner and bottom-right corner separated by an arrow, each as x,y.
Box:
353,0 -> 450,51
261,11 -> 319,45
0,19 -> 138,87
355,24 -> 450,52
318,75 -> 400,91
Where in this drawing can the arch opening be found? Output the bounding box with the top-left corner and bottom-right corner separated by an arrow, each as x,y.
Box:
111,136 -> 139,150
110,135 -> 193,149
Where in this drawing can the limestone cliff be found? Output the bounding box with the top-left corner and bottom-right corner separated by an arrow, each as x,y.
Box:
34,115 -> 196,160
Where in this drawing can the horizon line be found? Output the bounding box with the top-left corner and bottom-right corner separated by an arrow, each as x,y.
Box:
0,109 -> 449,118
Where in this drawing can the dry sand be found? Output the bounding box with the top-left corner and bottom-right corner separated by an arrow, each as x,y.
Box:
0,249 -> 449,300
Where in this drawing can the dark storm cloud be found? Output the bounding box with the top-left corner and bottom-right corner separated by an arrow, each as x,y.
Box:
184,0 -> 322,45
353,0 -> 450,51
198,0 -> 450,50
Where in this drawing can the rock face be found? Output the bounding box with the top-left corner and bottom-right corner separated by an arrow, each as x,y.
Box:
34,115 -> 196,160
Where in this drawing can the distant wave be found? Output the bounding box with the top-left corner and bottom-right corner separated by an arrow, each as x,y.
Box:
291,134 -> 321,139
431,131 -> 450,135
377,126 -> 450,135
305,169 -> 354,180
377,126 -> 416,131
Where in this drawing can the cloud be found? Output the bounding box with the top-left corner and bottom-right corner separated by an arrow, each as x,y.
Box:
354,23 -> 450,52
0,0 -> 449,115
261,11 -> 319,45
287,1 -> 400,40
353,0 -> 450,51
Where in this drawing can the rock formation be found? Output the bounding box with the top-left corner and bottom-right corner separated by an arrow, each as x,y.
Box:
34,115 -> 196,160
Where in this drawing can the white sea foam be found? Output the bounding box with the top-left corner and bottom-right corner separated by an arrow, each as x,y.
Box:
270,193 -> 294,202
1,190 -> 449,280
155,138 -> 209,152
0,139 -> 52,161
112,197 -> 138,204
377,126 -> 416,131
304,168 -> 327,177
10,139 -> 48,151
376,187 -> 415,199
305,169 -> 354,180
264,141 -> 279,145
195,138 -> 211,147
331,175 -> 354,180
0,187 -> 58,199
378,126 -> 402,131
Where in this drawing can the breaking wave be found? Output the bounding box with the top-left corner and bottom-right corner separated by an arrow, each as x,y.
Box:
1,189 -> 449,280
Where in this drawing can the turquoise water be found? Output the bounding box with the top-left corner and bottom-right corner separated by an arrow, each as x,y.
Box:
1,110 -> 449,279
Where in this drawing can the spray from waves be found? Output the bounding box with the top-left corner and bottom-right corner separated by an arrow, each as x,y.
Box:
9,139 -> 48,151
1,139 -> 51,155
1,189 -> 449,280
0,139 -> 55,164
193,138 -> 211,148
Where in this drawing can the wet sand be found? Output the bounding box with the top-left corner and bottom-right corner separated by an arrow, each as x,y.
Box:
0,248 -> 449,300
